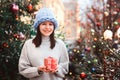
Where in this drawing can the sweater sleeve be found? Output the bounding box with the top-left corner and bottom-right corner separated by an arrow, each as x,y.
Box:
18,40 -> 40,78
55,39 -> 69,78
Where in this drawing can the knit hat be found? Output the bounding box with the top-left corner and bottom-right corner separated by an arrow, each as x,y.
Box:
33,7 -> 58,30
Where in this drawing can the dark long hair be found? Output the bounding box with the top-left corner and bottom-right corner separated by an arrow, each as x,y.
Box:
32,26 -> 56,49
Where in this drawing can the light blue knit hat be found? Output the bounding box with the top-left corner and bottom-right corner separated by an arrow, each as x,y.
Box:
33,7 -> 58,30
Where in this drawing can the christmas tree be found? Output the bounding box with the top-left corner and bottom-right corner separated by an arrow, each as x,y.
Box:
65,0 -> 120,80
0,0 -> 39,80
65,38 -> 103,80
90,0 -> 120,79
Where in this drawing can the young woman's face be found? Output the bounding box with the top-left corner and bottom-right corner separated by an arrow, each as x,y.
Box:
39,21 -> 54,37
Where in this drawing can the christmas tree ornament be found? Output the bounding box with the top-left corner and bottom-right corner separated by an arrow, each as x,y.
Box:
115,8 -> 119,12
94,38 -> 97,41
15,14 -> 19,20
104,11 -> 109,16
68,50 -> 73,54
10,3 -> 19,14
93,59 -> 98,63
91,67 -> 96,73
34,5 -> 40,11
3,42 -> 9,48
116,28 -> 120,38
85,48 -> 87,51
83,56 -> 86,60
115,25 -> 120,30
91,29 -> 95,33
87,47 -> 91,52
77,50 -> 80,53
96,22 -> 101,30
87,60 -> 91,64
13,33 -> 19,38
27,3 -> 33,13
96,22 -> 101,27
80,72 -> 87,79
19,32 -> 25,40
114,21 -> 118,25
73,48 -> 77,52
69,72 -> 72,75
77,38 -> 81,43
85,47 -> 91,52
104,50 -> 109,55
92,45 -> 96,48
113,11 -> 117,15
103,30 -> 113,40
80,53 -> 85,57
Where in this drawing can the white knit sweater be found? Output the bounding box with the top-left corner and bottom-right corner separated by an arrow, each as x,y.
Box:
18,37 -> 69,80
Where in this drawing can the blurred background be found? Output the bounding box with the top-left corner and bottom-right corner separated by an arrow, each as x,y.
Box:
0,0 -> 120,80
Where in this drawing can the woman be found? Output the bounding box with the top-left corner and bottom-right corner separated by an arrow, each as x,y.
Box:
18,7 -> 69,80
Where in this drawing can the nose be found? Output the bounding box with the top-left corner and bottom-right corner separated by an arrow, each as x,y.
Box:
45,24 -> 51,29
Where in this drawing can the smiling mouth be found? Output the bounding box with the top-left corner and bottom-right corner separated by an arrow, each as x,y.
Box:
44,30 -> 51,33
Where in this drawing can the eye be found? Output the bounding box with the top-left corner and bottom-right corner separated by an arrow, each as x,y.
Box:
49,23 -> 53,26
41,22 -> 46,25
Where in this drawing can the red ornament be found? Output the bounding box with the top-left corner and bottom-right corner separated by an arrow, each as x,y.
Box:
13,33 -> 19,38
118,19 -> 120,23
77,38 -> 81,43
103,50 -> 110,55
96,22 -> 101,27
80,72 -> 87,79
10,3 -> 19,14
115,26 -> 120,30
85,47 -> 91,52
15,14 -> 19,20
3,42 -> 9,48
96,22 -> 101,30
27,3 -> 33,13
87,47 -> 91,52
115,8 -> 119,12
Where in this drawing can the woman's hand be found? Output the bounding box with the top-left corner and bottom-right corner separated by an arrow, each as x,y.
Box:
49,68 -> 58,73
38,66 -> 58,73
38,66 -> 47,72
